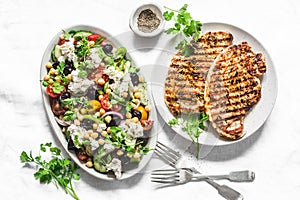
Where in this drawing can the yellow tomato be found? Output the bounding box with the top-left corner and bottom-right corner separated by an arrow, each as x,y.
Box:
136,106 -> 148,120
87,100 -> 101,112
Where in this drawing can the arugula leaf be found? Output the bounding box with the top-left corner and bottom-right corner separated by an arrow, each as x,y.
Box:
163,4 -> 202,57
20,143 -> 80,200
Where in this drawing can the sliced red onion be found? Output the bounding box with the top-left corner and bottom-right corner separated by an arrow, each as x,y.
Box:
101,111 -> 124,119
55,117 -> 71,126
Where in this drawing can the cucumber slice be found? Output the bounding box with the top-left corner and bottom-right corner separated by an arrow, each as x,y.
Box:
51,45 -> 62,61
73,31 -> 92,39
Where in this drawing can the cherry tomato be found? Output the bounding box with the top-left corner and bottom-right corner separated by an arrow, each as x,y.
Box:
100,94 -> 110,110
135,106 -> 148,120
46,85 -> 60,98
88,34 -> 101,42
58,39 -> 69,45
102,74 -> 109,82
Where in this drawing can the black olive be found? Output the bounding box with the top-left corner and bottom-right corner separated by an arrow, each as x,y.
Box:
67,139 -> 77,151
63,67 -> 73,76
136,137 -> 149,147
108,115 -> 122,126
130,73 -> 139,86
131,109 -> 142,120
103,44 -> 113,55
52,61 -> 59,69
81,118 -> 93,130
59,92 -> 71,103
65,59 -> 74,68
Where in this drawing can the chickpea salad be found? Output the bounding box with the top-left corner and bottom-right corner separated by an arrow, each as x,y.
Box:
42,29 -> 154,179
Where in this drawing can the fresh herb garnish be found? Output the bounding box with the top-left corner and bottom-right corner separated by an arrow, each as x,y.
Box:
168,112 -> 208,158
20,143 -> 80,200
64,110 -> 77,121
52,81 -> 65,94
163,4 -> 202,57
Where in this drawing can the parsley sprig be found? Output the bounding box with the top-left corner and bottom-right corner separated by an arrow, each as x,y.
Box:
168,112 -> 208,158
163,4 -> 202,56
20,143 -> 80,200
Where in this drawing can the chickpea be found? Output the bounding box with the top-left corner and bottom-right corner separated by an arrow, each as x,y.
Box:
145,105 -> 151,112
77,115 -> 84,122
98,95 -> 104,101
92,123 -> 98,130
59,35 -> 64,40
83,133 -> 90,140
117,150 -> 124,156
67,74 -> 72,81
100,62 -> 105,67
99,108 -> 106,116
121,92 -> 128,98
133,153 -> 141,160
49,68 -> 56,75
89,40 -> 95,47
97,78 -> 105,86
132,99 -> 140,105
106,127 -> 111,134
91,132 -> 99,139
139,75 -> 145,82
80,108 -> 87,115
131,117 -> 139,123
105,88 -> 111,95
103,57 -> 109,63
125,119 -> 131,126
87,130 -> 93,135
46,62 -> 52,69
133,87 -> 139,93
105,115 -> 112,123
98,138 -> 105,145
126,112 -> 132,119
54,69 -> 59,75
101,130 -> 108,137
95,112 -> 100,117
43,75 -> 50,81
134,92 -> 141,99
85,161 -> 93,168
55,76 -> 61,82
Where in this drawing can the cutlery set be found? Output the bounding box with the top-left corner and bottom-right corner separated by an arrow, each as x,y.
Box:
151,141 -> 255,200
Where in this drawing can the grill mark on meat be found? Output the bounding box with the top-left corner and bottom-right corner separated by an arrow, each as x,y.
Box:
164,31 -> 233,117
205,42 -> 266,140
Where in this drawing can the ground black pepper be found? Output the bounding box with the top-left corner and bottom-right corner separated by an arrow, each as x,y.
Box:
137,9 -> 160,33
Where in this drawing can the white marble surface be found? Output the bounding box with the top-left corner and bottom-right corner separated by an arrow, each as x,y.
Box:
0,0 -> 300,199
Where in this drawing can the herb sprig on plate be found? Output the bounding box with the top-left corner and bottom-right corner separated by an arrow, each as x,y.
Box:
168,112 -> 208,158
163,4 -> 202,57
20,143 -> 80,200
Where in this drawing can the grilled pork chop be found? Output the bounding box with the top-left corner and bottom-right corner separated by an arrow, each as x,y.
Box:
204,42 -> 266,140
164,31 -> 233,117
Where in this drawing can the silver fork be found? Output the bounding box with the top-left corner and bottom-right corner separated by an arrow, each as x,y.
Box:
153,141 -> 244,200
151,168 -> 255,183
